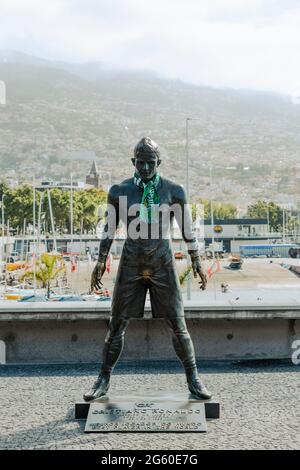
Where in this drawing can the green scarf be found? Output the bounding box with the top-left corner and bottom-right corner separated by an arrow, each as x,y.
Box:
134,172 -> 160,222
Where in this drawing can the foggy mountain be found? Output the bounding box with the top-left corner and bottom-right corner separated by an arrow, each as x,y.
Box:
1,50 -> 300,208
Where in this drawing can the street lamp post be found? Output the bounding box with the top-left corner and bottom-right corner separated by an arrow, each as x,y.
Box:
104,171 -> 112,192
210,166 -> 215,259
186,117 -> 216,300
33,177 -> 37,294
185,118 -> 191,202
266,206 -> 270,243
185,117 -> 203,299
185,118 -> 192,300
68,152 -> 75,248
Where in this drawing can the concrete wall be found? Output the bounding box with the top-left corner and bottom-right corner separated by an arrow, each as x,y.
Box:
0,315 -> 298,364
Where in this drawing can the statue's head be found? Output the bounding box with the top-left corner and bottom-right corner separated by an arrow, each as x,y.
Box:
132,137 -> 161,182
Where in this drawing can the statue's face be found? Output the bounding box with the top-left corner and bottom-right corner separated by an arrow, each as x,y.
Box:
132,153 -> 161,182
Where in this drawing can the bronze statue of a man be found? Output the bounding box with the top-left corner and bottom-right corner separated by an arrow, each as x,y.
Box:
84,137 -> 212,401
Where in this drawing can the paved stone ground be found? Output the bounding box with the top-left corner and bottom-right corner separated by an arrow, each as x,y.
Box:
0,361 -> 299,450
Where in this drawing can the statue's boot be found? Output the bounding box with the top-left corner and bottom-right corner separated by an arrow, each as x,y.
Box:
165,317 -> 213,400
187,374 -> 212,400
83,373 -> 110,402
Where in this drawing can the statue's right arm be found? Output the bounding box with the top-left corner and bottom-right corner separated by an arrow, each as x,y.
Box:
97,184 -> 120,264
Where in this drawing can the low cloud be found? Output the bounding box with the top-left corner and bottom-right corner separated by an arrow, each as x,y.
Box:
0,0 -> 300,94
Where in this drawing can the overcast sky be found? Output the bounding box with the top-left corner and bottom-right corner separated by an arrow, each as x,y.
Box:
1,0 -> 300,94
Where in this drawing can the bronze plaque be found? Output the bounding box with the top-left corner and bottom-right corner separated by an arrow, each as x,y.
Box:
84,398 -> 207,432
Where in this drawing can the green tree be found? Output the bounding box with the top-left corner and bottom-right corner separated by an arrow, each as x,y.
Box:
1,184 -> 107,234
3,184 -> 39,232
179,266 -> 192,286
44,188 -> 70,233
20,253 -> 66,298
247,200 -> 286,232
192,199 -> 237,221
73,188 -> 107,233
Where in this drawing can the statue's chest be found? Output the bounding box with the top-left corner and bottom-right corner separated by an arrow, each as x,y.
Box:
118,185 -> 173,223
124,186 -> 172,207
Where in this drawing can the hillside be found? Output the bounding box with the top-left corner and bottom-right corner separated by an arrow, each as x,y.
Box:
1,50 -> 300,210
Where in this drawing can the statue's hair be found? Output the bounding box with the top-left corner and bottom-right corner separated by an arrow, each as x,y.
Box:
134,137 -> 160,159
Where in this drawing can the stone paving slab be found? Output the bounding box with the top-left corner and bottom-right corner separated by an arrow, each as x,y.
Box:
0,361 -> 299,450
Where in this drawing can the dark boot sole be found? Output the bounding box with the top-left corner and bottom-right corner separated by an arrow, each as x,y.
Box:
83,384 -> 110,402
188,385 -> 212,400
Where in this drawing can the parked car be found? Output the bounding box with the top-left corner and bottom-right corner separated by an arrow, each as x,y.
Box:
7,251 -> 20,263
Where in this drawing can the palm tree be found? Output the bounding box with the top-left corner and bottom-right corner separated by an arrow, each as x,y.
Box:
20,253 -> 66,298
179,266 -> 192,286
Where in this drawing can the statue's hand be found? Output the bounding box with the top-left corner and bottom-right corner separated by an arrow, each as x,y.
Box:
191,257 -> 207,291
91,261 -> 106,292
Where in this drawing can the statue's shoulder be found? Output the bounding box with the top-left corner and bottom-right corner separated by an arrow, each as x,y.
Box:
119,177 -> 135,192
107,183 -> 121,200
109,177 -> 135,197
160,177 -> 186,201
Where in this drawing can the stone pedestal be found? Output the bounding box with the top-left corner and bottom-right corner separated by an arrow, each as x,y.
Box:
75,391 -> 220,433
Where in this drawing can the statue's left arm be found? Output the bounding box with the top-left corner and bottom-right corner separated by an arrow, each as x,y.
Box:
173,185 -> 207,290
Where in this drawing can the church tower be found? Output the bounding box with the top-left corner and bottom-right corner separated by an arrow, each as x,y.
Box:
86,160 -> 100,188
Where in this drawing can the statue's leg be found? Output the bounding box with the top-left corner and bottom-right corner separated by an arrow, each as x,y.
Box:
101,316 -> 130,375
165,316 -> 198,380
83,316 -> 129,401
165,316 -> 212,400
149,255 -> 212,399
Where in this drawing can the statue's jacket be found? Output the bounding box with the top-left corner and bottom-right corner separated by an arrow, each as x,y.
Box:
98,176 -> 199,319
